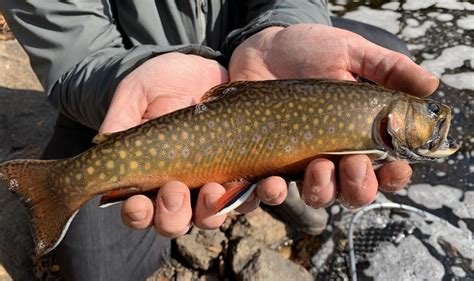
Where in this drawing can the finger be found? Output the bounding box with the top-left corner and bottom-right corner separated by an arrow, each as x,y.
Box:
255,176 -> 287,205
235,191 -> 261,214
377,161 -> 412,192
346,33 -> 439,97
302,158 -> 337,208
121,195 -> 155,229
154,181 -> 192,238
338,155 -> 378,208
193,183 -> 227,229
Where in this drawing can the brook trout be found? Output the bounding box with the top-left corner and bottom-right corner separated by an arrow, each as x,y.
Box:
0,79 -> 459,256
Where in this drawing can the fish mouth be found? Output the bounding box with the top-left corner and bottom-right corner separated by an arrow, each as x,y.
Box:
415,116 -> 460,158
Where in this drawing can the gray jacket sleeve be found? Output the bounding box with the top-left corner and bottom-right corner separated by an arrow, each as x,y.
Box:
2,1 -> 222,130
223,0 -> 332,57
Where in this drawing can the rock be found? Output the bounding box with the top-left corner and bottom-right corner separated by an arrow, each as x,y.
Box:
0,40 -> 42,91
230,237 -> 313,281
231,207 -> 288,246
175,227 -> 227,271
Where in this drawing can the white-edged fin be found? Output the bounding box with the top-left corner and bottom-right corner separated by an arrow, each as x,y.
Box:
99,201 -> 124,208
43,210 -> 79,256
321,150 -> 387,159
214,183 -> 258,217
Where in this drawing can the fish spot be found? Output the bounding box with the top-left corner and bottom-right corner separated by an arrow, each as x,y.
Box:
114,142 -> 122,147
253,135 -> 261,142
149,148 -> 157,156
293,124 -> 299,130
158,161 -> 165,168
317,139 -> 323,145
144,163 -> 151,170
318,129 -> 324,135
99,173 -> 106,180
110,176 -> 118,182
284,145 -> 292,152
159,134 -> 165,140
135,140 -> 142,146
182,147 -> 190,158
87,167 -> 94,175
265,109 -> 271,116
119,151 -> 127,159
106,160 -> 114,169
135,151 -> 143,157
267,141 -> 274,149
318,108 -> 324,114
348,123 -> 355,130
288,102 -> 294,108
65,177 -> 70,184
290,136 -> 298,144
319,99 -> 325,104
102,148 -> 113,154
171,134 -> 178,141
327,127 -> 335,134
75,173 -> 82,180
120,164 -> 125,175
168,150 -> 176,159
304,132 -> 313,141
338,122 -> 345,129
95,160 -> 102,166
313,119 -> 320,126
327,104 -> 334,111
130,161 -> 139,170
181,131 -> 189,139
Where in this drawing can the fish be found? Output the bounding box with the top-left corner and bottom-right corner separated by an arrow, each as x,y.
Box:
0,79 -> 460,256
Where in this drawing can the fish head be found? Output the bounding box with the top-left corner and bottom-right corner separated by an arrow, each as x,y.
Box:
377,96 -> 460,161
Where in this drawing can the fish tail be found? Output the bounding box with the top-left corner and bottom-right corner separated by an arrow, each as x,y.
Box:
0,159 -> 79,256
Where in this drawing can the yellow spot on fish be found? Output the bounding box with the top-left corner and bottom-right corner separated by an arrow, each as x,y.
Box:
114,142 -> 121,147
149,148 -> 157,156
99,173 -> 106,180
319,99 -> 325,104
327,104 -> 334,110
293,124 -> 299,130
319,129 -> 324,135
120,164 -> 125,175
265,109 -> 271,116
288,102 -> 294,108
130,161 -> 138,170
313,118 -> 320,126
159,134 -> 165,140
172,135 -> 177,141
331,139 -> 337,145
135,140 -> 142,146
110,176 -> 117,182
318,108 -> 324,114
181,131 -> 189,139
119,151 -> 127,159
338,122 -> 345,129
75,173 -> 82,180
348,123 -> 355,130
135,151 -> 143,157
95,160 -> 101,166
146,130 -> 153,137
65,177 -> 70,184
87,167 -> 94,174
144,163 -> 151,170
106,160 -> 114,169
317,139 -> 323,145
158,161 -> 165,168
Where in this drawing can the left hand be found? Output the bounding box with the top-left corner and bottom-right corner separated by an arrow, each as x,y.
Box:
229,24 -> 439,209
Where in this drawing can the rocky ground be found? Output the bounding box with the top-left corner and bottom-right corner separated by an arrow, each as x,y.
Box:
1,1 -> 473,280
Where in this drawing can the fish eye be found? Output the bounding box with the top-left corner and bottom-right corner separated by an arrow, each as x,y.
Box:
427,103 -> 441,115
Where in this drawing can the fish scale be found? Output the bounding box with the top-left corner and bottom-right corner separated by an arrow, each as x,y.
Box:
0,79 -> 459,256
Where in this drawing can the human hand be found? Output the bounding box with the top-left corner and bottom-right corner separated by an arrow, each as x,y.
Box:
229,24 -> 440,209
100,53 -> 287,237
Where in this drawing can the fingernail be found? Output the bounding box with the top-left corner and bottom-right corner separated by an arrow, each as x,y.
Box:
205,193 -> 222,210
162,192 -> 184,212
127,211 -> 147,222
346,159 -> 368,185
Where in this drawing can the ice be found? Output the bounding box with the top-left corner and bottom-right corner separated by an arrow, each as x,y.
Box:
401,20 -> 435,39
403,0 -> 437,10
436,0 -> 474,10
364,236 -> 445,280
343,7 -> 401,34
457,15 -> 474,30
421,45 -> 474,76
408,184 -> 472,218
436,13 -> 454,21
442,72 -> 474,90
381,2 -> 400,11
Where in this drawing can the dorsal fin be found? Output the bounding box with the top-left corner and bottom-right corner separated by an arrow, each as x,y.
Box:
201,81 -> 249,103
92,133 -> 115,144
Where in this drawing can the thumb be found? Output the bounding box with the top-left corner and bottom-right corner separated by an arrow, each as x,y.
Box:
347,34 -> 439,97
99,75 -> 148,134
